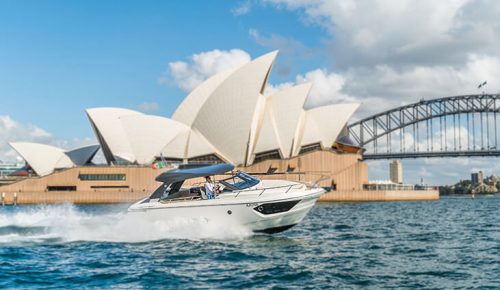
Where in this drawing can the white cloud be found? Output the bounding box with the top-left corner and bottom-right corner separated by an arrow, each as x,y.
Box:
346,54 -> 500,98
232,0 -> 252,16
249,29 -> 317,77
264,0 -> 500,68
265,81 -> 295,96
265,68 -> 357,108
162,49 -> 251,92
137,102 -> 160,113
0,115 -> 101,163
264,54 -> 500,118
296,69 -> 357,108
261,0 -> 500,117
0,115 -> 53,162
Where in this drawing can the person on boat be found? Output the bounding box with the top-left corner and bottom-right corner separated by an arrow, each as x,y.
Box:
204,176 -> 219,199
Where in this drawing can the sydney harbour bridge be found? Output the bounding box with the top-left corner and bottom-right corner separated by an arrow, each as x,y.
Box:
347,94 -> 500,160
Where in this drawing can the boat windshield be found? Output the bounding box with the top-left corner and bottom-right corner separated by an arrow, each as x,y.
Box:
220,171 -> 260,190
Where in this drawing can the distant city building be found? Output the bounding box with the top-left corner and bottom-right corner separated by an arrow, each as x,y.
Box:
489,175 -> 497,186
0,162 -> 24,178
390,160 -> 403,184
471,172 -> 478,184
471,171 -> 484,185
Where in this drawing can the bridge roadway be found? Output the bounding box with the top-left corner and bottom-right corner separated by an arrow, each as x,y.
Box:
362,150 -> 500,160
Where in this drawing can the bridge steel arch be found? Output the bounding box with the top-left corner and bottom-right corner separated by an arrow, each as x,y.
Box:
347,94 -> 500,160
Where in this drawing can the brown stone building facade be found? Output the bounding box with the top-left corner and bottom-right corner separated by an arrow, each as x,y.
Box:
0,149 -> 438,205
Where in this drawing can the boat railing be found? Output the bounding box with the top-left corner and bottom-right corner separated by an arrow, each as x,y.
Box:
157,183 -> 303,202
233,183 -> 306,198
189,181 -> 306,198
156,181 -> 317,202
169,172 -> 329,201
190,173 -> 328,198
296,174 -> 330,189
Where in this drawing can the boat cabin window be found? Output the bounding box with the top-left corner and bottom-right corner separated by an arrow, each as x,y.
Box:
150,181 -> 183,199
220,171 -> 260,190
150,183 -> 170,199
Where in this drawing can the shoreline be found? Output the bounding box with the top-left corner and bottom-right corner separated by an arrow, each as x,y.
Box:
0,189 -> 439,205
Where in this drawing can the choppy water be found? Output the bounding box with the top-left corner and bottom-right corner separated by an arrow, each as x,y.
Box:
0,196 -> 498,289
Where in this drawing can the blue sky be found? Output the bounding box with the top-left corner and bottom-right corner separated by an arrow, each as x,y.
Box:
0,0 -> 325,139
2,0 -> 500,184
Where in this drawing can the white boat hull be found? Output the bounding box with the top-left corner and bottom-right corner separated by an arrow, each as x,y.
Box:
128,187 -> 324,234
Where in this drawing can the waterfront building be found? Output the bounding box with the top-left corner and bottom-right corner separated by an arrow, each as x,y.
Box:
390,160 -> 403,184
471,172 -> 478,184
84,51 -> 359,167
0,162 -> 24,179
0,51 -> 438,203
471,171 -> 484,185
489,175 -> 497,186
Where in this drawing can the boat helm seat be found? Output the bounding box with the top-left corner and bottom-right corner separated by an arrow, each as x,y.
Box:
200,187 -> 208,200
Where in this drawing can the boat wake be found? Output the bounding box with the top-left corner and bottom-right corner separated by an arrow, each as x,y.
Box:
0,204 -> 252,244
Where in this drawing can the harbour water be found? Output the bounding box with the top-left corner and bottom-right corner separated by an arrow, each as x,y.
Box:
0,196 -> 498,288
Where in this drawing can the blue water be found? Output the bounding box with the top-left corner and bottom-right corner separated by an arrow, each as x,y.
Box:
0,196 -> 498,289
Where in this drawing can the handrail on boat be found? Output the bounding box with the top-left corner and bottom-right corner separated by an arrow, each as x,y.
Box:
234,183 -> 306,198
297,174 -> 330,188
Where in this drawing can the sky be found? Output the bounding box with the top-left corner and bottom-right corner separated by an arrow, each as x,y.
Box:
2,0 -> 500,184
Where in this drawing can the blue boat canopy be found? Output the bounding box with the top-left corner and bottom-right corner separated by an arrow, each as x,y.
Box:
155,163 -> 235,184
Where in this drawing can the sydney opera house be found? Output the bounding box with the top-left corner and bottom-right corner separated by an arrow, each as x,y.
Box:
1,50 -> 429,204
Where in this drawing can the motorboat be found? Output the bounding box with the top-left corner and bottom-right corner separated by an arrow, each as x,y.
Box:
128,163 -> 325,234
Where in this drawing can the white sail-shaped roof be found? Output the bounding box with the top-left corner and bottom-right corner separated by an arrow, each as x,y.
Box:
190,51 -> 278,166
86,106 -> 221,164
252,83 -> 312,162
253,101 -> 281,156
298,113 -> 323,149
9,142 -> 75,176
272,84 -> 311,158
161,129 -> 190,160
298,103 -> 360,152
186,129 -> 220,159
120,115 -> 188,164
66,144 -> 100,166
246,93 -> 268,165
86,108 -> 142,164
80,50 -> 359,167
271,83 -> 312,158
159,128 -> 224,161
172,68 -> 237,126
169,68 -> 243,162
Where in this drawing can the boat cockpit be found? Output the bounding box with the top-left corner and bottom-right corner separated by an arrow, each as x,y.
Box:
218,171 -> 260,191
147,165 -> 260,203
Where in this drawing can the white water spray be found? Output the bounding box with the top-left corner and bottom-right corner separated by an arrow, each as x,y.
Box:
0,204 -> 252,244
